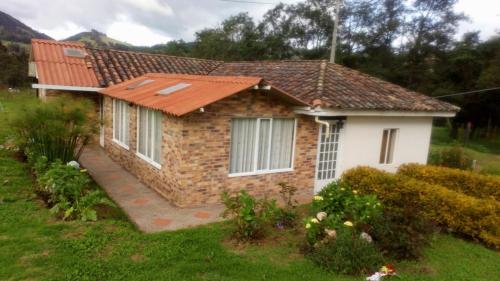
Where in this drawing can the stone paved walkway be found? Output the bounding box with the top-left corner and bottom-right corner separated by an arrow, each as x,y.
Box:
79,146 -> 224,233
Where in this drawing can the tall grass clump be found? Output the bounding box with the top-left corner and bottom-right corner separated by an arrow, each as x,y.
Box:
10,96 -> 97,163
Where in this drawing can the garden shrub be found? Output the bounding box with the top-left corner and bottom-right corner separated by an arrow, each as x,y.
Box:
428,146 -> 473,170
343,167 -> 500,249
10,96 -> 97,163
38,160 -> 113,221
303,181 -> 384,274
399,163 -> 500,201
307,227 -> 384,275
221,190 -> 278,240
275,182 -> 299,228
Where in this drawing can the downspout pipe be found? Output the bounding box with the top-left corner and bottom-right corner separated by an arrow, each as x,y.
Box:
315,116 -> 331,138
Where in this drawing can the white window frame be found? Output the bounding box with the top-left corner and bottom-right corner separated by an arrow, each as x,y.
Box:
379,128 -> 398,165
229,117 -> 297,177
136,107 -> 163,169
112,99 -> 129,150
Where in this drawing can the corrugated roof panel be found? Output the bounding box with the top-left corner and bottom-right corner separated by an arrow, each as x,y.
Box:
99,73 -> 306,116
31,39 -> 99,87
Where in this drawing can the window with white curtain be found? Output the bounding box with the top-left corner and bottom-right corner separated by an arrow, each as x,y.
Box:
229,118 -> 296,175
379,128 -> 398,164
112,99 -> 129,149
137,107 -> 163,168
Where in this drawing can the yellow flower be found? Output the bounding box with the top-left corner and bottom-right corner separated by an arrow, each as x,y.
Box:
313,195 -> 323,201
343,221 -> 353,227
80,169 -> 87,173
311,218 -> 319,224
340,187 -> 345,191
305,223 -> 311,229
352,190 -> 358,194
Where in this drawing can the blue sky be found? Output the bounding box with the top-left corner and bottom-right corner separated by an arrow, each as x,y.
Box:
1,0 -> 498,46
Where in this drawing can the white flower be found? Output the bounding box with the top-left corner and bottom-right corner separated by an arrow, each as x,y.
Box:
66,160 -> 80,169
311,218 -> 319,224
324,228 -> 337,238
316,212 -> 327,221
305,223 -> 311,229
360,232 -> 373,243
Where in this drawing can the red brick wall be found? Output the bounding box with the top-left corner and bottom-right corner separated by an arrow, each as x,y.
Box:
177,91 -> 317,207
102,90 -> 318,207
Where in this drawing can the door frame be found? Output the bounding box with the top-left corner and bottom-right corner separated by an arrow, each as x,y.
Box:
314,121 -> 344,193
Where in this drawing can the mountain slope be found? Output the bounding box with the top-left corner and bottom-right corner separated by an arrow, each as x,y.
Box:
0,10 -> 52,43
64,29 -> 133,50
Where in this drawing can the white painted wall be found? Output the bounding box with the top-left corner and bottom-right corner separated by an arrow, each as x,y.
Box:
336,116 -> 433,175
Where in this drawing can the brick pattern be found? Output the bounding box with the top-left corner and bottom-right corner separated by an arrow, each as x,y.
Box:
177,91 -> 318,207
102,91 -> 318,207
102,96 -> 184,204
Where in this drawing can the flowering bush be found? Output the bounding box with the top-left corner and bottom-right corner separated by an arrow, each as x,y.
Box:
304,181 -> 384,275
305,181 -> 382,246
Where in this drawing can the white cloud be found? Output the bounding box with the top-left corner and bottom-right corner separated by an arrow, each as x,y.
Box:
0,0 -> 498,46
107,14 -> 172,46
119,0 -> 173,16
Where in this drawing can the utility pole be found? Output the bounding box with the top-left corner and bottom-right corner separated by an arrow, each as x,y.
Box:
329,0 -> 342,63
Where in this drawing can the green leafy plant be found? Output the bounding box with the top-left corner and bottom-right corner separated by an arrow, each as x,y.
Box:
306,181 -> 382,246
10,96 -> 97,163
275,182 -> 299,228
38,161 -> 114,221
429,146 -> 473,170
307,227 -> 384,275
221,190 -> 278,240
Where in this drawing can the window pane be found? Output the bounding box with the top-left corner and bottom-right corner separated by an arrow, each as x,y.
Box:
147,110 -> 154,158
229,119 -> 257,173
138,108 -> 148,155
153,111 -> 162,163
257,119 -> 271,170
270,118 -> 295,169
387,129 -> 397,164
379,130 -> 388,164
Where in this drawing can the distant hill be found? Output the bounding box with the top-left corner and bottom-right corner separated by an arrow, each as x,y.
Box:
64,29 -> 133,50
0,10 -> 52,44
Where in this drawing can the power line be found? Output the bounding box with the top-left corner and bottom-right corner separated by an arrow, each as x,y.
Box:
219,0 -> 276,4
435,87 -> 500,98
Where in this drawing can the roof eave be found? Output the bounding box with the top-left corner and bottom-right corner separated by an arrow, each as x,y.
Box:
294,106 -> 458,118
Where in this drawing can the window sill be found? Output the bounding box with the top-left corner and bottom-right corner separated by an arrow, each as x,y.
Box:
228,168 -> 293,178
112,139 -> 129,150
135,152 -> 162,170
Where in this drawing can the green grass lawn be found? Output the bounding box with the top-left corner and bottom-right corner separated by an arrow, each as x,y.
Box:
430,126 -> 500,175
1,90 -> 499,280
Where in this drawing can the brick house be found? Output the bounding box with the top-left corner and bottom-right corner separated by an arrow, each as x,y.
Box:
29,39 -> 459,207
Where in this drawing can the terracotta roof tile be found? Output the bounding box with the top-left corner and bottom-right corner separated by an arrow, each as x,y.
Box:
86,48 -> 223,87
211,60 -> 459,112
31,39 -> 99,87
99,74 -> 306,116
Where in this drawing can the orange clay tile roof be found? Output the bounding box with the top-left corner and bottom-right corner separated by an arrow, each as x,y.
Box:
86,48 -> 223,86
31,39 -> 99,87
211,60 -> 460,112
98,73 -> 306,116
30,40 -> 458,112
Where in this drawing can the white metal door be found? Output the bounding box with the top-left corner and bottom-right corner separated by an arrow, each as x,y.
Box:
99,97 -> 104,147
314,123 -> 340,193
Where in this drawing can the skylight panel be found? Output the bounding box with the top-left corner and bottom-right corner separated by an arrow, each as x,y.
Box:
157,83 -> 191,95
127,79 -> 155,90
63,48 -> 86,58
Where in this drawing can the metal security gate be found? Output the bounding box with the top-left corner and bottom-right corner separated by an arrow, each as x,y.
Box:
314,123 -> 340,193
